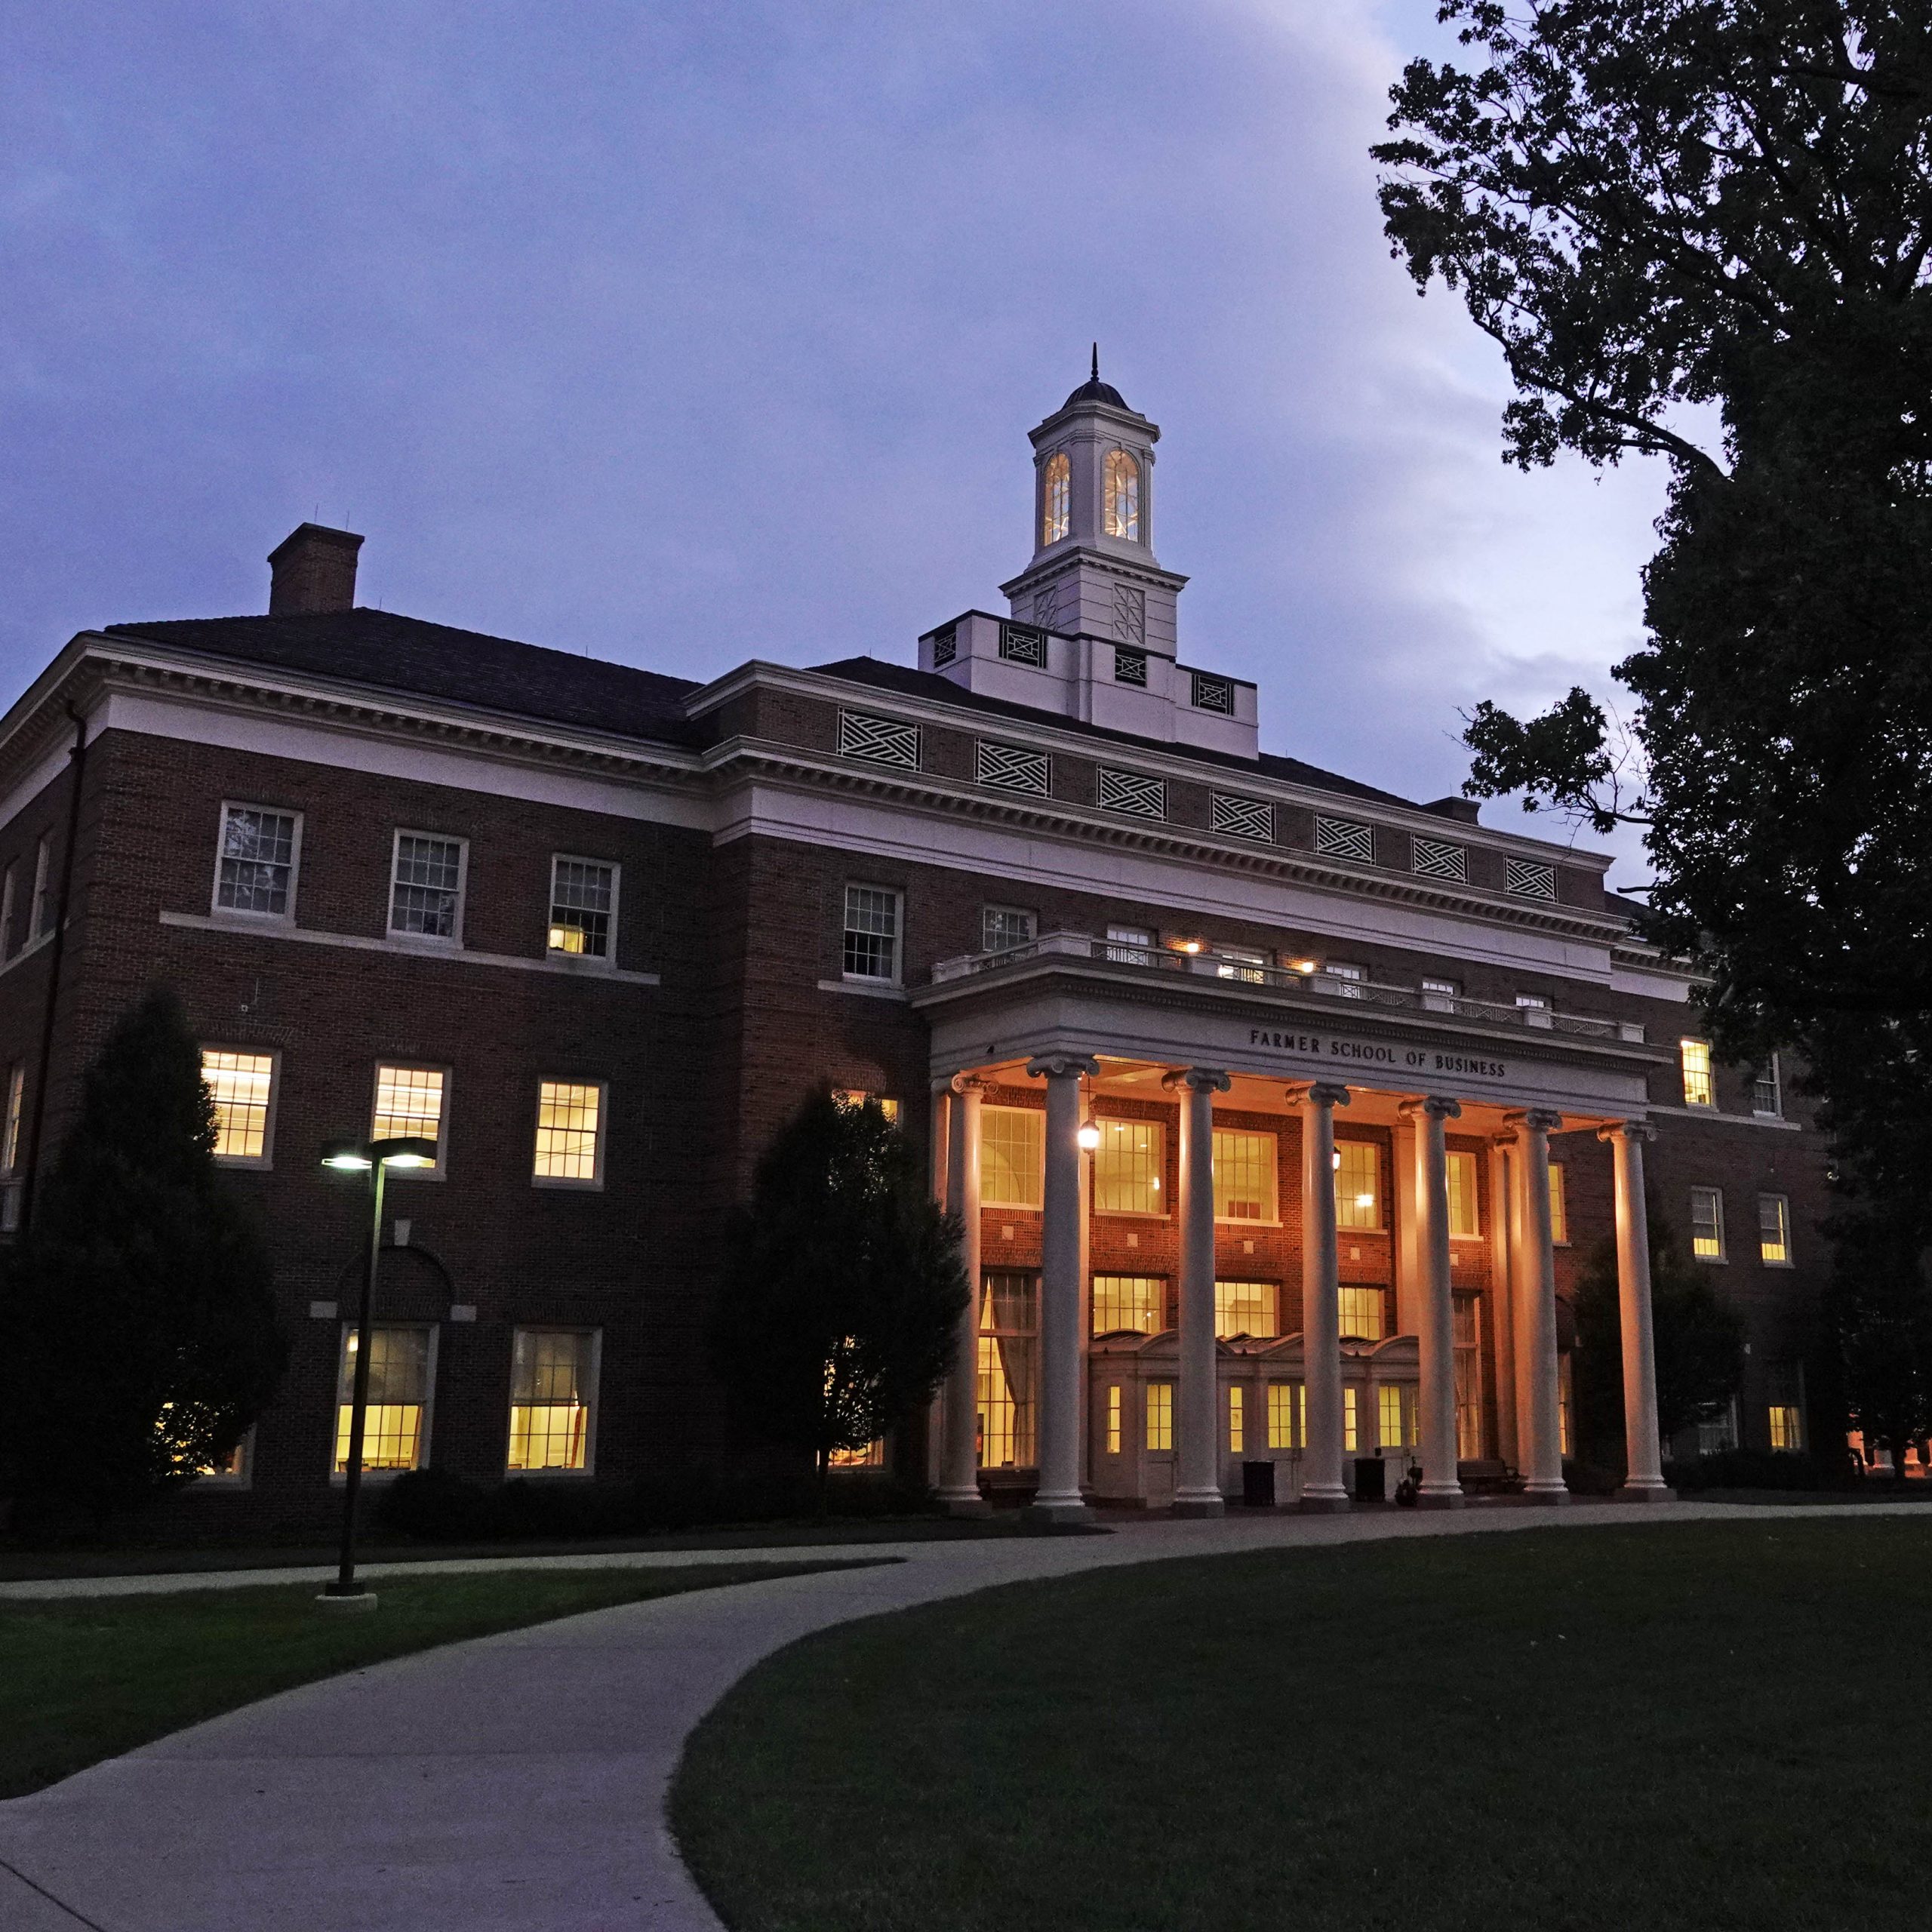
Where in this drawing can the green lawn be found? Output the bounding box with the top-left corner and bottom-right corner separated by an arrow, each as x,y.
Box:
673,1521 -> 1932,1932
0,1559 -> 859,1800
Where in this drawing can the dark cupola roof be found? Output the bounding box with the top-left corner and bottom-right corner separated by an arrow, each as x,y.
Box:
1063,343 -> 1127,411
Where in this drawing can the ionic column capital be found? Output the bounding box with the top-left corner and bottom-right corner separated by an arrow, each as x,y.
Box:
1025,1053 -> 1100,1082
1398,1095 -> 1463,1123
1161,1066 -> 1231,1095
1504,1108 -> 1564,1136
1597,1118 -> 1656,1146
948,1072 -> 989,1097
1284,1080 -> 1352,1110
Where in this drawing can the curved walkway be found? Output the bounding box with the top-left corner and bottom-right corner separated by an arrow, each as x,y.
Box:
0,1499 -> 1916,1930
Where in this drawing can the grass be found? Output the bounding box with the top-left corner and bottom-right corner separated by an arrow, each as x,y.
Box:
673,1519 -> 1932,1932
0,1558 -> 862,1800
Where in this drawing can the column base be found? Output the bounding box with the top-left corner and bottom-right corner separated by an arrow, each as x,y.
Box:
1171,1494 -> 1226,1518
938,1489 -> 992,1518
1298,1490 -> 1352,1514
315,1589 -> 379,1613
1026,1498 -> 1094,1527
1616,1481 -> 1676,1504
1521,1481 -> 1572,1503
1416,1488 -> 1466,1510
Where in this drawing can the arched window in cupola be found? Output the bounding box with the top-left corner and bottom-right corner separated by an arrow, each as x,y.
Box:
1042,451 -> 1071,546
1103,448 -> 1140,542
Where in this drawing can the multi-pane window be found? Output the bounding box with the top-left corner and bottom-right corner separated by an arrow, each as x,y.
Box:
548,857 -> 616,958
1267,1381 -> 1305,1450
1213,1129 -> 1277,1221
372,1064 -> 445,1171
1515,991 -> 1551,1020
1549,1162 -> 1569,1245
1690,1186 -> 1725,1261
1421,977 -> 1458,1014
0,864 -> 14,955
978,1273 -> 1038,1468
1105,923 -> 1153,964
1215,1280 -> 1278,1339
215,805 -> 300,918
829,1438 -> 886,1469
1446,1149 -> 1480,1238
1103,448 -> 1140,540
1339,1286 -> 1386,1340
390,833 -> 466,941
1768,1404 -> 1804,1452
2,1063 -> 23,1174
1379,1384 -> 1415,1449
842,884 -> 901,983
1323,961 -> 1368,1001
202,1050 -> 276,1165
1104,1383 -> 1122,1455
1343,1386 -> 1360,1452
334,1325 -> 432,1473
1042,450 -> 1070,545
1334,1140 -> 1381,1229
1214,944 -> 1267,985
29,837 -> 49,940
835,1091 -> 900,1123
1681,1038 -> 1715,1107
1093,1118 -> 1163,1214
1698,1399 -> 1739,1455
982,1106 -> 1044,1208
982,906 -> 1037,953
1753,1055 -> 1783,1117
1092,1274 -> 1164,1334
1758,1193 -> 1792,1265
1146,1380 -> 1174,1451
1454,1293 -> 1484,1460
507,1328 -> 597,1472
1228,1384 -> 1245,1453
534,1080 -> 604,1185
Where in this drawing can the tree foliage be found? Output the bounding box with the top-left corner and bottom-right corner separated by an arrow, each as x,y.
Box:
712,1092 -> 968,1483
0,987 -> 285,1521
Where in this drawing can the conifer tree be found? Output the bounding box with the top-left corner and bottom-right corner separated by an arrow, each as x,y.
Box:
0,986 -> 285,1521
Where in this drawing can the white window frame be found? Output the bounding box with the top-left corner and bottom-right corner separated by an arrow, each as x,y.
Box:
981,905 -> 1038,954
1091,1117 -> 1166,1218
981,1104 -> 1045,1210
371,1062 -> 450,1180
1445,1147 -> 1481,1241
546,854 -> 620,963
1320,960 -> 1369,1001
1212,1127 -> 1278,1225
1421,976 -> 1459,1014
28,836 -> 50,941
532,1077 -> 608,1190
0,864 -> 15,958
1104,924 -> 1153,965
388,829 -> 469,946
331,1321 -> 438,1481
1758,1192 -> 1793,1266
1690,1186 -> 1727,1263
1752,1053 -> 1783,1118
841,883 -> 903,986
211,801 -> 303,924
202,1045 -> 281,1171
1681,1038 -> 1715,1108
506,1325 -> 602,1476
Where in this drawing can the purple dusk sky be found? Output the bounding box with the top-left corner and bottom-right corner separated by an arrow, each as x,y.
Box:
3,3 -> 1661,880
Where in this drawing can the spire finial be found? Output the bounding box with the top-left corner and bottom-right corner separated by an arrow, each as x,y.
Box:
1091,342 -> 1100,383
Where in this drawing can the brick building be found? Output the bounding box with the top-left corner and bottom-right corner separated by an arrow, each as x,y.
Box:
0,366 -> 1829,1522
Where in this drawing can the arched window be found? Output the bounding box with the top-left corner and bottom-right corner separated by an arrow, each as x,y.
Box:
1041,451 -> 1070,545
1104,449 -> 1140,541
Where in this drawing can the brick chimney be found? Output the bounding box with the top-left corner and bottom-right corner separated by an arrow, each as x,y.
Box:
267,523 -> 363,615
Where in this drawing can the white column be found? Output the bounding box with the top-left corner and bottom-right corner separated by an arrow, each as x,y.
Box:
1027,1053 -> 1098,1522
937,1075 -> 989,1514
1402,1095 -> 1465,1507
1290,1080 -> 1352,1512
1509,1109 -> 1569,1500
1165,1066 -> 1230,1516
1487,1138 -> 1521,1469
924,1083 -> 952,1493
1601,1121 -> 1672,1500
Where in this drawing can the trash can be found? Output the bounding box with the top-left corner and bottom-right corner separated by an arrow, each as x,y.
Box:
1242,1460 -> 1276,1509
1353,1457 -> 1386,1502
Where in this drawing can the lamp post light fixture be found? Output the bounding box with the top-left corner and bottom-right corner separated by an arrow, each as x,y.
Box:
316,1134 -> 437,1610
1077,1122 -> 1101,1152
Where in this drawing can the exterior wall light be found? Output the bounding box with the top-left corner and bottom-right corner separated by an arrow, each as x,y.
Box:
1290,957 -> 1319,976
1169,937 -> 1204,955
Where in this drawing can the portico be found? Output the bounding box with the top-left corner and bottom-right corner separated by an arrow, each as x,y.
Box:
921,933 -> 1675,1517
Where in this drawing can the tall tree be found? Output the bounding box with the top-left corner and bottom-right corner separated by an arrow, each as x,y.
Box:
712,1091 -> 967,1491
0,987 -> 285,1522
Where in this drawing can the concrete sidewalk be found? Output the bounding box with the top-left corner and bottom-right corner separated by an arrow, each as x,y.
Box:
0,1500 -> 1918,1930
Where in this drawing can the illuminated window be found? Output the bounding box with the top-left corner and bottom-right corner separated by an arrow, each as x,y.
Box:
29,837 -> 50,940
835,1091 -> 900,1123
978,1273 -> 1037,1468
1681,1038 -> 1714,1108
1339,1285 -> 1385,1340
390,832 -> 466,942
1454,1293 -> 1484,1460
1379,1384 -> 1407,1449
508,1328 -> 597,1471
1343,1386 -> 1359,1453
1549,1161 -> 1569,1245
1146,1380 -> 1174,1451
1758,1193 -> 1792,1265
1094,1118 -> 1163,1214
1690,1186 -> 1725,1261
334,1325 -> 432,1473
982,906 -> 1037,953
1334,1140 -> 1380,1229
842,884 -> 901,983
1437,1149 -> 1478,1238
829,1438 -> 886,1469
534,1080 -> 604,1186
1229,1384 -> 1245,1454
372,1065 -> 445,1173
1215,1280 -> 1278,1339
2,1063 -> 24,1174
1092,1274 -> 1164,1334
1105,1383 -> 1121,1454
198,1429 -> 251,1481
1214,1129 -> 1276,1222
215,804 -> 299,918
1103,449 -> 1140,540
202,1050 -> 276,1166
1267,1382 -> 1304,1450
1042,451 -> 1070,544
1768,1404 -> 1803,1452
548,857 -> 617,958
1214,944 -> 1266,985
982,1106 -> 1044,1208
1753,1055 -> 1783,1118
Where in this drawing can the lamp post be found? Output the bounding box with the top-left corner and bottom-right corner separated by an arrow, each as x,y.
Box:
318,1134 -> 437,1609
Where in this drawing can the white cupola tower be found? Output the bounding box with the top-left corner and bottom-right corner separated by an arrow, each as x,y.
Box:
999,348 -> 1187,657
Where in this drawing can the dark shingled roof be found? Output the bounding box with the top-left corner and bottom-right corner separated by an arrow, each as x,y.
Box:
102,609 -> 706,747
